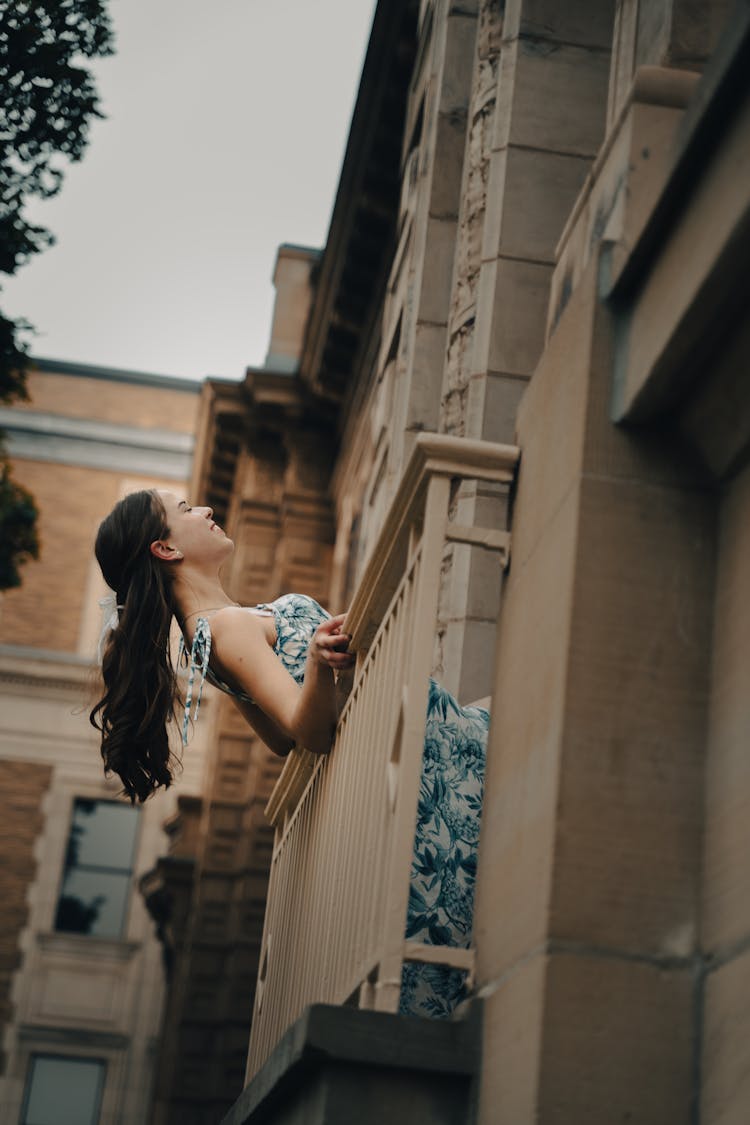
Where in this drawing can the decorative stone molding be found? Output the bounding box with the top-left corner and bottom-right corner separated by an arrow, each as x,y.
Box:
0,407 -> 194,479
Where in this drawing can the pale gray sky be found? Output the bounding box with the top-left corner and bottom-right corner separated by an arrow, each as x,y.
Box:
3,0 -> 377,381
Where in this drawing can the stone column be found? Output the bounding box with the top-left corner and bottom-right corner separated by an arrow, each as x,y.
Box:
388,0 -> 479,483
701,459 -> 750,1123
474,252 -> 716,1124
437,0 -> 615,701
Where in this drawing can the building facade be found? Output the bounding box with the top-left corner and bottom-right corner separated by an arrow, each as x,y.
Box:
23,2 -> 741,1124
0,360 -> 209,1125
174,0 -> 749,1123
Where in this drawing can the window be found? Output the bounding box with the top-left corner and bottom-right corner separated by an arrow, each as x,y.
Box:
21,1055 -> 105,1125
55,798 -> 139,939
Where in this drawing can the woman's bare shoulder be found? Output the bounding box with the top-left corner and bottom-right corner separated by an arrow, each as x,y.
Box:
208,606 -> 274,648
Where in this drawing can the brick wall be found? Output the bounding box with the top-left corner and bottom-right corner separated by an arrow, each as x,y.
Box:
0,461 -> 131,650
13,369 -> 199,434
0,365 -> 199,651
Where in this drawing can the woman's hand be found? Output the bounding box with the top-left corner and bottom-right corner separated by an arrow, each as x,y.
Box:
210,606 -> 353,756
309,613 -> 355,670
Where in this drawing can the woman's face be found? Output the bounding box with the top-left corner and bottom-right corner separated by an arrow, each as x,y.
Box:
155,491 -> 234,564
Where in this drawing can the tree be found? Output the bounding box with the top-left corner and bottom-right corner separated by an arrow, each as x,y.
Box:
0,0 -> 114,588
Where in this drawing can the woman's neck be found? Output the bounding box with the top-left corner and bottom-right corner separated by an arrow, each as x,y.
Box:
172,571 -> 237,624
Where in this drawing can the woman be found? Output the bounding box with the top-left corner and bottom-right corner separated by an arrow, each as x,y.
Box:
91,488 -> 488,1018
91,489 -> 353,799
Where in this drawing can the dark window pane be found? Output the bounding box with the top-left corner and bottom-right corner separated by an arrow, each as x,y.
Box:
67,800 -> 138,871
55,869 -> 132,938
56,799 -> 140,940
24,1056 -> 104,1125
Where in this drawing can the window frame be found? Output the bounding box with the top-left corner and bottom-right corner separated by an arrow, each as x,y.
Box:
54,796 -> 140,941
20,1053 -> 106,1125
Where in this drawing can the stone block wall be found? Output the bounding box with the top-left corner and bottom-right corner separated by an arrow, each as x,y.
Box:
475,247 -> 717,1125
472,3 -> 750,1115
0,760 -> 52,1074
701,459 -> 750,1124
435,0 -> 615,701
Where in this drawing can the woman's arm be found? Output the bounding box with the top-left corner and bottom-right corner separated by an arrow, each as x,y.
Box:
230,697 -> 296,757
208,608 -> 353,755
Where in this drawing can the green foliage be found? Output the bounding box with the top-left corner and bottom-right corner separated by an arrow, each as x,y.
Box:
0,462 -> 39,589
0,0 -> 114,589
0,309 -> 32,401
0,0 -> 114,276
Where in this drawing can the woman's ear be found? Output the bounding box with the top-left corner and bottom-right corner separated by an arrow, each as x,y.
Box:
150,540 -> 183,561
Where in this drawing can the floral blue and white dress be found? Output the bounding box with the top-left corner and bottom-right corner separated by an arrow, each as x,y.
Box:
180,593 -> 488,1020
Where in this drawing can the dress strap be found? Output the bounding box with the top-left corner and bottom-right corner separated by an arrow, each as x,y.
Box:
177,617 -> 212,746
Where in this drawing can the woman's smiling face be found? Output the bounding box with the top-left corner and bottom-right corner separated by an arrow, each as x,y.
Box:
155,491 -> 234,563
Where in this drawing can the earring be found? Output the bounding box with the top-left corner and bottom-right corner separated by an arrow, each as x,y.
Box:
173,550 -> 183,559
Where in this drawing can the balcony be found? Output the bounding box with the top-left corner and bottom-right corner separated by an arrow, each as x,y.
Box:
241,432 -> 519,1094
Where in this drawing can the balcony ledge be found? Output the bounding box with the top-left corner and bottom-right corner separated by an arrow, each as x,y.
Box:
221,1002 -> 481,1125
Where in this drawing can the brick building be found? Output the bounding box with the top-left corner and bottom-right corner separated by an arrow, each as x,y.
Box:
4,1 -> 745,1123
0,360 -> 209,1125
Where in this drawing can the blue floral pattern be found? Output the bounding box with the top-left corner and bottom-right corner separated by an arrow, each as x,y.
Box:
182,594 -> 488,1020
400,680 -> 488,1018
255,593 -> 330,683
180,593 -> 330,723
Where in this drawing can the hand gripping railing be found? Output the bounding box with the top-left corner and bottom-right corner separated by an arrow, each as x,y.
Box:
246,433 -> 520,1081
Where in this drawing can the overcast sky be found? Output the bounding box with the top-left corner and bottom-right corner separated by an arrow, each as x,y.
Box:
3,0 -> 377,381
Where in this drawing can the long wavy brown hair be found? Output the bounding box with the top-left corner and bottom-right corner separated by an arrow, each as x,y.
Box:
90,490 -> 180,802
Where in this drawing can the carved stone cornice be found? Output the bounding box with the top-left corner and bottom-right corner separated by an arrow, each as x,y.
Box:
0,646 -> 96,699
298,0 -> 419,402
0,406 -> 194,479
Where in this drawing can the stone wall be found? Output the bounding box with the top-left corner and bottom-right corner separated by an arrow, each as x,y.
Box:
435,0 -> 615,701
701,458 -> 750,1121
0,760 -> 52,1074
472,3 -> 750,1116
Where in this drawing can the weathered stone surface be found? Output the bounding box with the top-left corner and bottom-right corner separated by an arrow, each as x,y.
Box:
480,371 -> 527,443
407,320 -> 450,435
635,0 -> 733,68
474,481 -> 578,979
538,954 -> 694,1125
493,147 -> 592,263
702,947 -> 750,1125
503,0 -> 616,48
550,472 -> 713,956
477,953 -> 547,1125
442,4 -> 500,417
441,8 -> 481,114
431,109 -> 471,218
478,145 -> 508,268
483,256 -> 552,378
549,89 -> 695,348
222,1003 -> 480,1125
505,39 -> 611,157
419,215 -> 461,323
702,459 -> 750,954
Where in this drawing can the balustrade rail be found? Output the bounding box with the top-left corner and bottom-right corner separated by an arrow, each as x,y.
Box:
246,433 -> 520,1081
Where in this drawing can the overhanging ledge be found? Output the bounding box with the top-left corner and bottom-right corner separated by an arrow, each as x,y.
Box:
221,1002 -> 481,1125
